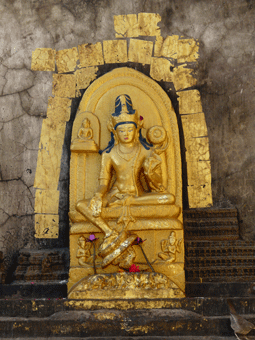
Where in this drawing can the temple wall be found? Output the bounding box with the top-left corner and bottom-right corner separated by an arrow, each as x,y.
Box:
0,0 -> 255,275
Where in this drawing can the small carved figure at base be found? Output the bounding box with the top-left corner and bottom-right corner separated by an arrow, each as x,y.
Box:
76,236 -> 93,266
158,231 -> 183,263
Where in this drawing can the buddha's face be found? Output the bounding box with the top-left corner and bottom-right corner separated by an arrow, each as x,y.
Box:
116,123 -> 136,144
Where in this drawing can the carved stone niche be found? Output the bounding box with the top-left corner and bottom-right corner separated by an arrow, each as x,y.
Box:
68,67 -> 185,299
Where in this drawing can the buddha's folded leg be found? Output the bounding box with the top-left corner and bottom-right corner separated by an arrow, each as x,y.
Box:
76,200 -> 113,238
129,193 -> 175,205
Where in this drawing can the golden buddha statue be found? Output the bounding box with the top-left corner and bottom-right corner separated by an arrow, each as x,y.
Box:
76,94 -> 176,267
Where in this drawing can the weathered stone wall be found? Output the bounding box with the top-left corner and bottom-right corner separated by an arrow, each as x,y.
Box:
0,0 -> 254,275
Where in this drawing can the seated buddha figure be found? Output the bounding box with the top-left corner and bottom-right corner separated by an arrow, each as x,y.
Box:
71,118 -> 98,152
76,94 -> 176,266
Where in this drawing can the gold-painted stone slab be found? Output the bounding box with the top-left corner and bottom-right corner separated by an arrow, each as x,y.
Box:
128,39 -> 153,65
150,57 -> 173,82
31,48 -> 55,71
185,137 -> 210,162
75,67 -> 98,90
181,112 -> 208,139
187,159 -> 212,186
177,39 -> 199,63
34,189 -> 59,214
103,40 -> 128,64
137,13 -> 161,37
188,182 -> 213,208
52,74 -> 76,98
114,14 -> 139,38
47,96 -> 72,122
177,90 -> 203,115
34,121 -> 66,191
35,214 -> 59,238
56,47 -> 78,73
114,13 -> 161,38
173,65 -> 196,91
78,42 -> 104,67
154,35 -> 179,59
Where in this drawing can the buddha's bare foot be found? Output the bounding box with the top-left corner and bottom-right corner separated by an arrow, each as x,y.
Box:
104,229 -> 118,240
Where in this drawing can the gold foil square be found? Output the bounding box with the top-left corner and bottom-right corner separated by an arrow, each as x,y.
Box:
128,39 -> 153,65
154,35 -> 179,58
173,65 -> 196,91
188,183 -> 213,208
35,214 -> 59,238
138,13 -> 161,37
114,14 -> 139,38
47,96 -> 72,122
103,40 -> 128,64
75,67 -> 98,90
31,48 -> 56,71
56,47 -> 78,73
150,57 -> 173,82
34,189 -> 60,214
177,39 -> 199,63
52,74 -> 76,98
181,113 -> 208,139
114,13 -> 161,38
185,137 -> 210,162
177,90 -> 203,114
78,42 -> 104,67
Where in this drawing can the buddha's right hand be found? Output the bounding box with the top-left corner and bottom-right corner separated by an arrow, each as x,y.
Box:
89,193 -> 103,217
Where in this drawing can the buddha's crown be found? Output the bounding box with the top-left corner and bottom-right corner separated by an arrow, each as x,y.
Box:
111,94 -> 138,129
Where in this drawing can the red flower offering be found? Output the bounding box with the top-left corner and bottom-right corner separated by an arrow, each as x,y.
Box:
129,264 -> 140,272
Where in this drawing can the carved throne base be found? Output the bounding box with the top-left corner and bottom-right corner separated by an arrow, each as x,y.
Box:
68,272 -> 184,299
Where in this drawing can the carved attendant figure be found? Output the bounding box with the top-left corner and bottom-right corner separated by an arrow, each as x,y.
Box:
76,236 -> 92,266
76,94 -> 175,266
158,231 -> 183,263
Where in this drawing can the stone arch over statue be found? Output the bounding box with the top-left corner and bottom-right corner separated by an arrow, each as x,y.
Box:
68,67 -> 185,298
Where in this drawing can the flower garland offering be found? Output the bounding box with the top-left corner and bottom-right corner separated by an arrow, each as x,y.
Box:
132,237 -> 155,273
87,234 -> 98,274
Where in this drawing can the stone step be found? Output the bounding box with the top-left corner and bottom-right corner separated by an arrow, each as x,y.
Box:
0,310 -> 241,337
183,208 -> 238,219
0,337 -> 239,340
0,297 -> 255,317
185,264 -> 255,281
185,240 -> 255,257
186,282 -> 255,297
186,255 -> 255,266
